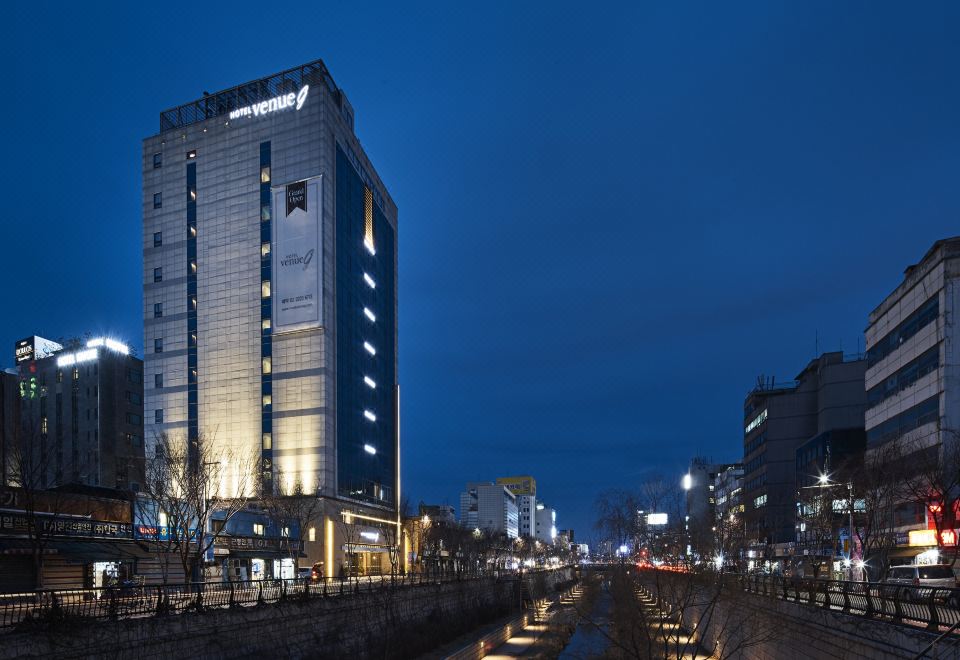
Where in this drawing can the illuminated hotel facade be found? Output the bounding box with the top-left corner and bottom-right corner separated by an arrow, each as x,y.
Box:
142,60 -> 399,575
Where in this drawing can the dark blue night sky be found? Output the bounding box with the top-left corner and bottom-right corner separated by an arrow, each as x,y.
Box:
3,2 -> 958,539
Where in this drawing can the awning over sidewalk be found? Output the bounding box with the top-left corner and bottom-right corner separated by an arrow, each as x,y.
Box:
0,538 -> 152,561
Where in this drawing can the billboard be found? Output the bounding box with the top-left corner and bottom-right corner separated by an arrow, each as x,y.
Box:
272,176 -> 322,332
496,475 -> 537,496
14,336 -> 63,364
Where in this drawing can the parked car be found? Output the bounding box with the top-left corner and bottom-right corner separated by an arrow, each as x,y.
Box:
882,564 -> 958,602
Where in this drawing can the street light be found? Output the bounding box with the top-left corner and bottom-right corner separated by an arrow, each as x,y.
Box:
682,474 -> 692,490
805,473 -> 855,581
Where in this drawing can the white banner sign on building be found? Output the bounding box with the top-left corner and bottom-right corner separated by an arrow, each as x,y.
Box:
272,176 -> 322,332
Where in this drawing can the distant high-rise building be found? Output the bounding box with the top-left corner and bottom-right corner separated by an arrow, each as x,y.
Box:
516,494 -> 536,538
15,336 -> 144,490
534,502 -> 557,543
742,352 -> 866,551
460,482 -> 518,538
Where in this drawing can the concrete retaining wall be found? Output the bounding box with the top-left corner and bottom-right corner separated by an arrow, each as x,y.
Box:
3,568 -> 575,660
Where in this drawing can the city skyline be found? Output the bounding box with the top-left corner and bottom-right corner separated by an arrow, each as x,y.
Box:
4,2 -> 959,537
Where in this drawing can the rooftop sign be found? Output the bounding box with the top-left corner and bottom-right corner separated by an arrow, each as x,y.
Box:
229,85 -> 309,120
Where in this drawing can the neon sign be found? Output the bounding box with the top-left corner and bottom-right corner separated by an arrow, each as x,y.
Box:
229,85 -> 309,120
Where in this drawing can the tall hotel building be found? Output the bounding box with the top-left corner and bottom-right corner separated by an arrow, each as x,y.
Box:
142,60 -> 398,570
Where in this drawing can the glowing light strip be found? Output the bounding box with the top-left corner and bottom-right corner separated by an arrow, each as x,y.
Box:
341,511 -> 397,526
364,307 -> 376,322
363,273 -> 376,289
364,410 -> 377,422
364,444 -> 377,455
363,342 -> 376,356
364,376 -> 376,389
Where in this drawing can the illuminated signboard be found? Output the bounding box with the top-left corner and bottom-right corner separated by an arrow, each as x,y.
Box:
229,85 -> 309,120
909,528 -> 959,547
14,336 -> 63,365
647,513 -> 668,526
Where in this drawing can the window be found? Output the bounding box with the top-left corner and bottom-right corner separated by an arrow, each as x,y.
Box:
188,186 -> 196,202
262,319 -> 271,331
261,205 -> 271,222
153,152 -> 162,169
281,527 -> 290,537
262,433 -> 272,450
262,394 -> 272,407
153,192 -> 162,209
127,369 -> 141,384
127,413 -> 142,425
125,391 -> 142,405
253,523 -> 265,536
154,302 -> 163,318
153,232 -> 162,247
261,242 -> 271,258
72,368 -> 79,381
155,373 -> 163,388
57,370 -> 62,383
363,186 -> 375,253
261,280 -> 271,298
154,409 -> 163,424
186,150 -> 196,159
154,267 -> 163,283
867,296 -> 939,367
154,338 -> 163,353
308,527 -> 316,542
754,494 -> 767,508
262,357 -> 271,374
260,166 -> 271,184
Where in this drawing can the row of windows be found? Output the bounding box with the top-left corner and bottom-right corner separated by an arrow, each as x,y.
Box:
866,395 -> 939,445
152,150 -> 197,169
744,452 -> 764,475
745,473 -> 767,492
867,345 -> 939,409
867,295 -> 938,367
744,432 -> 765,456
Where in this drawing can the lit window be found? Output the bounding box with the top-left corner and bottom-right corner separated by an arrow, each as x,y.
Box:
364,376 -> 376,389
262,433 -> 272,450
281,527 -> 290,537
154,338 -> 163,353
262,357 -> 272,374
154,267 -> 163,283
158,512 -> 168,528
261,166 -> 271,184
262,394 -> 272,407
155,373 -> 163,388
363,187 -> 375,254
261,205 -> 271,222
188,187 -> 197,202
364,410 -> 376,422
364,444 -> 377,455
190,260 -> 197,273
262,280 -> 271,298
308,527 -> 316,542
153,192 -> 162,209
364,308 -> 376,322
41,417 -> 47,434
186,150 -> 196,159
189,224 -> 196,237
363,342 -> 376,356
261,242 -> 271,258
153,232 -> 162,247
363,272 -> 376,289
154,302 -> 163,318
262,319 -> 271,331
153,153 -> 162,169
253,523 -> 265,536
155,409 -> 164,424
189,295 -> 197,310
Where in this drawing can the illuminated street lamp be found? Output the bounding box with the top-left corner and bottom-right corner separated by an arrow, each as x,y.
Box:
682,474 -> 693,490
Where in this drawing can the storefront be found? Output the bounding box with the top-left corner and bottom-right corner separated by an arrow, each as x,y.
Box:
215,535 -> 299,581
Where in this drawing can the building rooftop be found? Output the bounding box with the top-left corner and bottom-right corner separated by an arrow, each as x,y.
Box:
868,236 -> 960,323
158,59 -> 340,132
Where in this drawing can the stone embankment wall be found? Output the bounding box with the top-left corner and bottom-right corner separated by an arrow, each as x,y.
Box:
3,568 -> 575,660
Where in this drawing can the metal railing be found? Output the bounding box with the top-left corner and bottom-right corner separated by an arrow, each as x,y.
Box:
0,570 -> 507,632
736,573 -> 960,633
0,566 -> 575,633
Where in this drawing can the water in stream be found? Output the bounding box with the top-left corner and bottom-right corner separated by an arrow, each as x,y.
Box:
559,579 -> 612,659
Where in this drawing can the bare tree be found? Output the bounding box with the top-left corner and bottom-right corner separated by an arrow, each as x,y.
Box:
899,431 -> 960,568
594,488 -> 640,560
138,431 -> 253,583
852,440 -> 904,580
